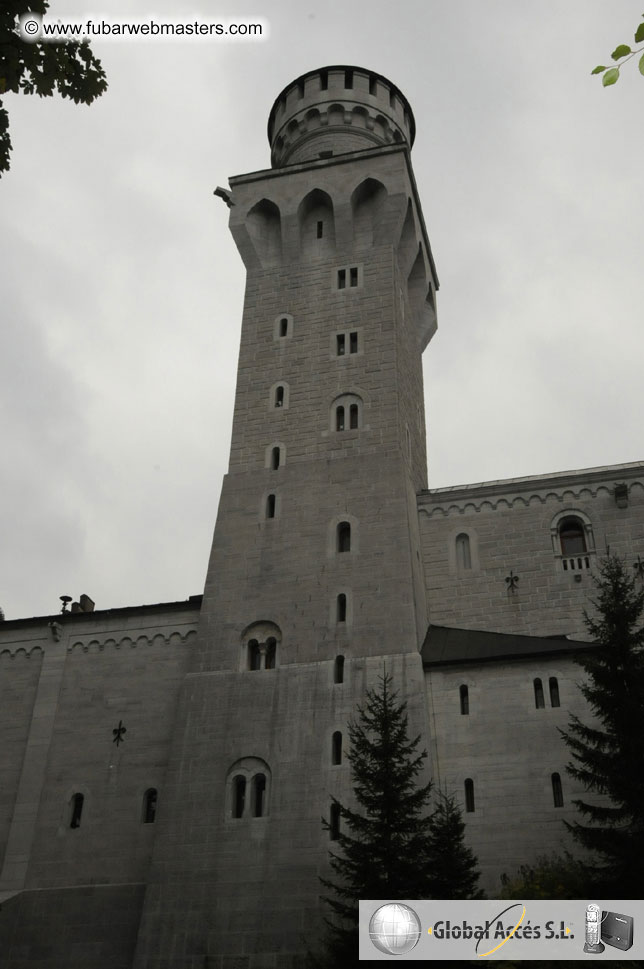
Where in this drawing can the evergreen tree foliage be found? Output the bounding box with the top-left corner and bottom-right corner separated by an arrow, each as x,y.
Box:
499,852 -> 590,900
426,790 -> 484,899
316,673 -> 482,965
560,553 -> 644,896
1,2 -> 107,175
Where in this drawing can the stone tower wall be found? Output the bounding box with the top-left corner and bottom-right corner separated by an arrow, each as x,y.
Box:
134,69 -> 439,967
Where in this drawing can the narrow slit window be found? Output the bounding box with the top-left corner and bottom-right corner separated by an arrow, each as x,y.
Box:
336,406 -> 345,432
317,220 -> 324,239
266,494 -> 276,519
459,684 -> 469,715
337,521 -> 351,553
368,75 -> 376,95
334,655 -> 344,684
330,802 -> 340,840
320,70 -> 328,91
551,772 -> 563,808
279,317 -> 288,337
232,776 -> 246,818
337,594 -> 346,623
344,69 -> 353,89
549,677 -> 560,708
534,678 -> 545,709
337,269 -> 346,290
274,385 -> 284,408
271,446 -> 280,470
349,331 -> 358,354
265,637 -> 276,670
464,778 -> 475,813
252,773 -> 266,817
70,792 -> 84,829
332,731 -> 343,765
349,266 -> 358,287
143,788 -> 158,824
349,404 -> 359,430
248,639 -> 261,671
336,333 -> 346,356
455,533 -> 472,570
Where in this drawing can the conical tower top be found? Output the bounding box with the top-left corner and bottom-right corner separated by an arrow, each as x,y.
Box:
267,65 -> 415,168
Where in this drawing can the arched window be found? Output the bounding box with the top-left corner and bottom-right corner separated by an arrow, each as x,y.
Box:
70,793 -> 84,829
252,773 -> 266,817
266,494 -> 276,519
332,394 -> 363,432
336,593 -> 347,623
464,779 -> 475,813
455,533 -> 472,570
274,314 -> 293,340
337,522 -> 351,553
274,385 -> 285,408
534,678 -> 545,709
559,518 -> 586,556
459,684 -> 469,715
227,757 -> 271,820
243,621 -> 281,673
329,802 -> 340,840
551,772 -> 563,808
549,676 -> 560,708
271,446 -> 280,470
232,776 -> 246,818
142,788 -> 158,824
332,731 -> 343,765
334,655 -> 345,684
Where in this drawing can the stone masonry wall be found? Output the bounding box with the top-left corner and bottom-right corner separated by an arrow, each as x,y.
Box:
419,465 -> 644,638
426,651 -> 598,892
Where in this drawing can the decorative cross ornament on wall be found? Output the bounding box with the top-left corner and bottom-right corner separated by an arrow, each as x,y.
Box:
112,720 -> 127,746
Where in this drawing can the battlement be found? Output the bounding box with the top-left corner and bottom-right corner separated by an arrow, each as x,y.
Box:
267,65 -> 415,168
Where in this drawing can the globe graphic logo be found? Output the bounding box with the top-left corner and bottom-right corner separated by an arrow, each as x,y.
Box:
369,903 -> 421,955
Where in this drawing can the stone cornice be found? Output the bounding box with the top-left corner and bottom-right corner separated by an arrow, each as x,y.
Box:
418,462 -> 644,517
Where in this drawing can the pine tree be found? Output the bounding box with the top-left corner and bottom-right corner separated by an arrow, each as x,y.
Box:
426,790 -> 484,899
316,673 -> 481,964
559,553 -> 644,896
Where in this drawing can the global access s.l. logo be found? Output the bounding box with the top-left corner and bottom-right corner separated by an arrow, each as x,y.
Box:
428,902 -> 573,957
360,899 -> 640,960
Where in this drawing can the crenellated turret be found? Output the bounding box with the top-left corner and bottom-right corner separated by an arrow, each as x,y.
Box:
268,65 -> 415,167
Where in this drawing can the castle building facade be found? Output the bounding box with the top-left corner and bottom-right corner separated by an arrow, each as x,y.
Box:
1,67 -> 643,969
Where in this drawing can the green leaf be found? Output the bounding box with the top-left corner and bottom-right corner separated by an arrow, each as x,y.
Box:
603,67 -> 620,86
635,22 -> 644,43
611,44 -> 632,60
591,65 -> 607,74
640,52 -> 644,76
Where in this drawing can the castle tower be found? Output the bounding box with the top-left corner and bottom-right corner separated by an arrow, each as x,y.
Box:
134,67 -> 439,968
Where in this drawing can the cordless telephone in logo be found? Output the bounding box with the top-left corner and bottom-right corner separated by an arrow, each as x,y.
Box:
584,903 -> 605,953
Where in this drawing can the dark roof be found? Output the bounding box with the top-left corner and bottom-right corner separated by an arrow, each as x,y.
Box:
0,595 -> 203,629
422,624 -> 594,668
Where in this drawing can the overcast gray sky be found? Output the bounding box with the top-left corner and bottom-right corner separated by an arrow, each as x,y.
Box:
2,0 -> 643,619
